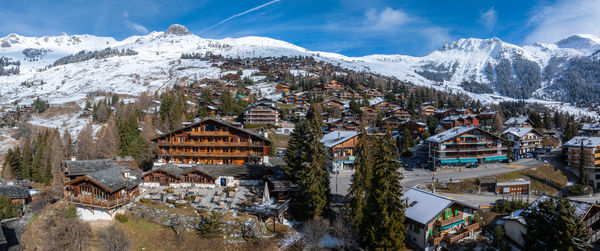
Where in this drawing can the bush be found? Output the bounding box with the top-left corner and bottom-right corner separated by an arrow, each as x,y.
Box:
569,184 -> 585,196
66,204 -> 78,218
166,198 -> 176,204
98,225 -> 131,251
140,197 -> 151,203
495,198 -> 529,214
197,212 -> 223,238
115,213 -> 129,223
164,188 -> 174,193
174,201 -> 186,208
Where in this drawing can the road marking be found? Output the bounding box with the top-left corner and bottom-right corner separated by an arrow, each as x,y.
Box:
506,165 -> 523,168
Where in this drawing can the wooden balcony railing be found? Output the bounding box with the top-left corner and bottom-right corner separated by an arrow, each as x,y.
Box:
438,213 -> 464,226
428,236 -> 443,245
160,151 -> 263,158
447,223 -> 479,244
585,211 -> 600,227
590,230 -> 600,243
158,141 -> 264,147
65,194 -> 134,209
189,131 -> 229,136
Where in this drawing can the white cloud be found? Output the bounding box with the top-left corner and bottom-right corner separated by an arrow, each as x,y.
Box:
421,27 -> 452,49
479,7 -> 497,29
365,7 -> 412,30
525,0 -> 600,44
125,20 -> 148,34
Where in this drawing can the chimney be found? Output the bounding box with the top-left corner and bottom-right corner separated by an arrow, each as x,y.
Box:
123,169 -> 130,179
70,156 -> 76,161
338,131 -> 341,140
510,211 -> 514,218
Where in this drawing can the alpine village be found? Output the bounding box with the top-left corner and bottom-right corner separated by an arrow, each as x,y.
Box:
1,19 -> 600,251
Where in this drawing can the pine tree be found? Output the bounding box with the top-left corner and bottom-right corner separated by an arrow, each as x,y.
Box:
118,113 -> 148,165
346,127 -> 373,239
283,104 -> 331,221
524,197 -> 590,250
364,129 -> 406,249
401,128 -> 413,156
20,139 -> 32,179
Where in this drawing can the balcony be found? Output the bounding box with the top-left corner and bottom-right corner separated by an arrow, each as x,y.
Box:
590,230 -> 600,243
161,151 -> 263,158
428,223 -> 479,246
447,223 -> 479,244
438,212 -> 463,226
64,194 -> 134,210
189,131 -> 230,136
438,147 -> 506,153
158,141 -> 264,148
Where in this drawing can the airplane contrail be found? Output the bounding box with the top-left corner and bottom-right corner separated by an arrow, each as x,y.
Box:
206,0 -> 281,30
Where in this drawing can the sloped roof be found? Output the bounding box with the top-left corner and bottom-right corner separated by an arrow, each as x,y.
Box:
403,188 -> 453,225
0,186 -> 29,199
502,127 -> 540,138
426,126 -> 475,143
504,116 -> 530,125
582,123 -> 600,131
320,130 -> 359,148
564,136 -> 600,147
63,156 -> 136,177
516,195 -> 597,224
69,164 -> 143,193
151,118 -> 271,143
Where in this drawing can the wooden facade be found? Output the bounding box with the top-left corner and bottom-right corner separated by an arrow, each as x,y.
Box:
143,169 -> 215,186
153,119 -> 271,165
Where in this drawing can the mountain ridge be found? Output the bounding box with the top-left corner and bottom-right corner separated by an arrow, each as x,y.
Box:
1,24 -> 599,107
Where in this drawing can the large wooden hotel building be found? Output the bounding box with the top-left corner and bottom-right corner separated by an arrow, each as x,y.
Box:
152,118 -> 272,165
426,126 -> 507,167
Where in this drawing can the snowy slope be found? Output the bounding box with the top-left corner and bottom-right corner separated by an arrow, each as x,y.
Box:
0,24 -> 599,109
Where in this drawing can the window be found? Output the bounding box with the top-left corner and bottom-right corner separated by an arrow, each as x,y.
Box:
205,125 -> 216,131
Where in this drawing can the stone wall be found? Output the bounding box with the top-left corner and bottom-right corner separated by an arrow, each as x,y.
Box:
127,203 -> 258,237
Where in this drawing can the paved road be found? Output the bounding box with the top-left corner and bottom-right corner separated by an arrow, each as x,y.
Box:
329,149 -> 560,198
330,158 -> 542,197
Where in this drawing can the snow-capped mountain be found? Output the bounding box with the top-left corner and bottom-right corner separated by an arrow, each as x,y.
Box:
1,24 -> 600,107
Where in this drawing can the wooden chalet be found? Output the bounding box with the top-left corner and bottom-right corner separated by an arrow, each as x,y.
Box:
389,108 -> 411,120
362,88 -> 384,97
320,131 -> 360,169
143,163 -> 271,188
360,107 -> 378,122
504,195 -> 600,247
371,100 -> 400,112
285,92 -> 307,105
64,164 -> 142,216
441,115 -> 480,129
338,90 -> 362,100
399,119 -> 427,137
504,116 -> 533,128
153,118 -> 271,165
421,105 -> 438,116
322,100 -> 345,111
243,103 -> 279,125
327,119 -> 360,132
404,188 -> 479,250
426,126 -> 507,167
0,186 -> 30,204
323,80 -> 344,91
62,156 -> 138,181
275,82 -> 290,92
382,116 -> 404,130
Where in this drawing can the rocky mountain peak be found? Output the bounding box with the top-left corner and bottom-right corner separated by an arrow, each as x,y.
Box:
164,24 -> 191,36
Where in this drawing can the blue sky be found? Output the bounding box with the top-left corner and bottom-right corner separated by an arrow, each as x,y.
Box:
1,0 -> 600,56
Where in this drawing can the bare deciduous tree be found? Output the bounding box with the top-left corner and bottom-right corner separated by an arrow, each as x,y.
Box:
76,122 -> 95,160
98,224 -> 131,251
301,217 -> 330,250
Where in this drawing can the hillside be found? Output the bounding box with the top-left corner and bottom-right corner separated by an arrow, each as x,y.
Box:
0,24 -> 599,107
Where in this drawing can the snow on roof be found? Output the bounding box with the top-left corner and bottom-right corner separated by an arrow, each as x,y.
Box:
320,130 -> 359,148
426,126 -> 476,143
504,116 -> 529,125
496,179 -> 530,186
564,136 -> 600,147
403,188 -> 453,225
502,127 -> 536,138
582,123 -> 600,131
528,195 -> 593,222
